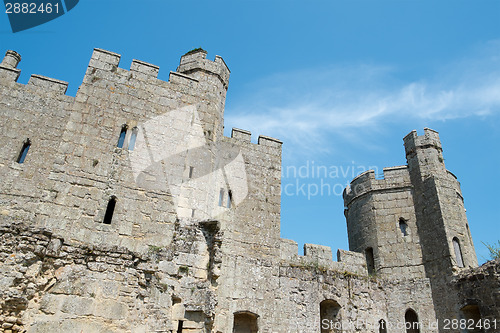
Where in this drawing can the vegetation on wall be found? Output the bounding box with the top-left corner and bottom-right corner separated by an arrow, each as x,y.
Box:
483,241 -> 500,260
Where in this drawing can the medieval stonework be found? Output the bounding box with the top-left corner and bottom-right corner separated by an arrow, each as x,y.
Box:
0,48 -> 498,333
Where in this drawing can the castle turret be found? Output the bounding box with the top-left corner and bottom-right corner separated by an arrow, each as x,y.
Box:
343,166 -> 426,277
1,50 -> 21,68
404,128 -> 477,276
344,128 -> 477,280
177,49 -> 230,141
0,50 -> 21,81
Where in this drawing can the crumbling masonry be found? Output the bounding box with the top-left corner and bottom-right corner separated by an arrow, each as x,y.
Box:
0,48 -> 498,333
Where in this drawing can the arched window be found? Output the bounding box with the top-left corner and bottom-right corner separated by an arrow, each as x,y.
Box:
453,237 -> 465,268
117,125 -> 127,148
103,196 -> 117,224
405,309 -> 420,333
378,319 -> 387,333
399,217 -> 408,236
17,138 -> 31,164
128,127 -> 138,151
365,247 -> 375,275
459,304 -> 483,332
233,311 -> 258,333
320,300 -> 341,333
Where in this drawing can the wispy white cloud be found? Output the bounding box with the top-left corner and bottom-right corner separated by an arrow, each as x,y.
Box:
225,40 -> 500,155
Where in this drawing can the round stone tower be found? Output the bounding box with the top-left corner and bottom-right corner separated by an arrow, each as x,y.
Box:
343,128 -> 478,279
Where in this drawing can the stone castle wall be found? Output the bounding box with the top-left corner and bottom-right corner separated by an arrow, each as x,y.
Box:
0,48 -> 498,333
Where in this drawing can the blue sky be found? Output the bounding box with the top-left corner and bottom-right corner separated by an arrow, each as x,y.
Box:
1,0 -> 499,262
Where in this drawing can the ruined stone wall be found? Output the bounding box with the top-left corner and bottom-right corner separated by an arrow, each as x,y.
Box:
0,218 -> 221,333
452,259 -> 500,332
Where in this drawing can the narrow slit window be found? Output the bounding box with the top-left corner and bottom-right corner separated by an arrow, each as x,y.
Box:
399,217 -> 408,236
117,125 -> 127,148
128,127 -> 138,151
378,319 -> 387,333
189,166 -> 194,179
103,196 -> 117,224
17,139 -> 31,164
218,188 -> 224,207
453,237 -> 464,268
366,247 -> 375,275
176,320 -> 184,333
227,190 -> 232,208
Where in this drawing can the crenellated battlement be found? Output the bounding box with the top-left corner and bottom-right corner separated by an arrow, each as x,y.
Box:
177,48 -> 230,89
83,48 -> 230,95
343,165 -> 411,206
227,127 -> 282,155
0,48 -> 231,99
27,74 -> 69,94
404,127 -> 442,157
279,239 -> 367,275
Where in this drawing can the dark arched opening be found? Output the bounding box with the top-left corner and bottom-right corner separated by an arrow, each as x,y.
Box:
320,299 -> 341,333
399,217 -> 408,236
103,196 -> 117,225
117,125 -> 127,148
233,311 -> 258,333
365,247 -> 375,275
378,319 -> 387,333
405,309 -> 420,333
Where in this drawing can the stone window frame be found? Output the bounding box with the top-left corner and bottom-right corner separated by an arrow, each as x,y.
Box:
453,237 -> 465,268
103,196 -> 117,225
232,311 -> 259,333
116,123 -> 139,150
117,125 -> 128,148
17,138 -> 31,164
398,217 -> 409,237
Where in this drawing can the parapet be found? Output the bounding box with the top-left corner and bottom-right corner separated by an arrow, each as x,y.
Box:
227,128 -> 282,155
130,59 -> 159,80
177,49 -> 230,89
85,48 -> 229,93
27,74 -> 68,94
404,127 -> 442,156
304,243 -> 333,263
279,239 -> 368,275
0,50 -> 21,81
336,249 -> 366,268
258,135 -> 282,148
231,128 -> 251,142
87,48 -> 121,71
343,166 -> 411,206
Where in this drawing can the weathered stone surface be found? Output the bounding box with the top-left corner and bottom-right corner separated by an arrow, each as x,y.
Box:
0,49 -> 497,333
